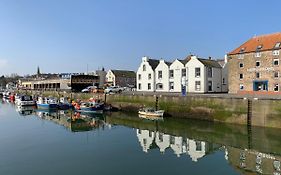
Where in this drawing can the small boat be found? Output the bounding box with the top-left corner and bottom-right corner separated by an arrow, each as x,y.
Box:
16,95 -> 36,106
138,108 -> 165,118
37,97 -> 58,110
58,97 -> 73,110
74,100 -> 104,114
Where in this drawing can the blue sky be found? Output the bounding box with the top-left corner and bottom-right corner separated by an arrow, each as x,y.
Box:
0,0 -> 281,75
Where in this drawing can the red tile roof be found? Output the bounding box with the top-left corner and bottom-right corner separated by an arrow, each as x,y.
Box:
228,32 -> 281,55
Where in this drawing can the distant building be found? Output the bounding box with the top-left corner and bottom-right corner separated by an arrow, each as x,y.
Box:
228,32 -> 281,94
106,69 -> 136,87
96,68 -> 107,88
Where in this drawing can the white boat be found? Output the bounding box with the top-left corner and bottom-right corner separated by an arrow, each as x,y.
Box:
37,97 -> 58,109
16,95 -> 36,106
138,108 -> 165,118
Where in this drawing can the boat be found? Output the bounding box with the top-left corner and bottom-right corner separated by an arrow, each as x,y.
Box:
15,95 -> 36,106
74,100 -> 104,114
58,97 -> 73,110
37,97 -> 58,109
138,108 -> 165,118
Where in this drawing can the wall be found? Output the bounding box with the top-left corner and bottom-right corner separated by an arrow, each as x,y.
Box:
169,59 -> 184,92
136,57 -> 155,92
186,58 -> 205,93
155,60 -> 169,92
106,94 -> 281,129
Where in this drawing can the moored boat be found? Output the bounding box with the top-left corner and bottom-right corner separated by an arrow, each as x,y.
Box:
74,100 -> 104,114
138,108 -> 165,118
58,97 -> 73,110
16,95 -> 36,106
37,97 -> 58,110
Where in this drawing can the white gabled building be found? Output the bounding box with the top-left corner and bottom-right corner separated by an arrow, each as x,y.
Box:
185,56 -> 226,93
155,60 -> 171,92
137,57 -> 159,92
136,55 -> 228,93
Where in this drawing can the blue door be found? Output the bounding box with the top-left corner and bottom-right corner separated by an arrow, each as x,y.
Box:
253,80 -> 268,91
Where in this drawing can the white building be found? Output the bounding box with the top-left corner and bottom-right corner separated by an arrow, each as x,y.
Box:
137,57 -> 159,91
155,60 -> 171,92
136,55 -> 228,93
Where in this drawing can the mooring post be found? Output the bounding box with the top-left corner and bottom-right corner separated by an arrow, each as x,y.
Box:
104,93 -> 107,104
155,96 -> 159,111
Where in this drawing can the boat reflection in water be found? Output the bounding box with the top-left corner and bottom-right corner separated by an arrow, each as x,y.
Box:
15,105 -> 36,116
35,110 -> 107,132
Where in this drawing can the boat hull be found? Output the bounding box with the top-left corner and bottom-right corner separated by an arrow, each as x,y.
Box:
37,104 -> 58,109
58,104 -> 73,110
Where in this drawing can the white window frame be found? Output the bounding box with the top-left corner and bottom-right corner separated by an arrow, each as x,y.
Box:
273,59 -> 279,66
239,84 -> 244,90
255,52 -> 261,58
256,61 -> 261,67
274,71 -> 279,78
239,73 -> 243,80
195,67 -> 201,78
274,84 -> 279,92
238,54 -> 244,59
195,81 -> 201,91
256,72 -> 261,79
239,62 -> 244,68
273,50 -> 280,56
169,82 -> 174,90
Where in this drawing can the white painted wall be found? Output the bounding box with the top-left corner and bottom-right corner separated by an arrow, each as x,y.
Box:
136,57 -> 156,92
155,60 -> 170,92
221,55 -> 229,92
106,70 -> 116,86
186,57 -> 205,93
169,60 -> 185,92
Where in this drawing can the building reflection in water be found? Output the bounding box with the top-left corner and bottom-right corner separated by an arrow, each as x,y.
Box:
225,146 -> 281,175
136,129 -> 209,162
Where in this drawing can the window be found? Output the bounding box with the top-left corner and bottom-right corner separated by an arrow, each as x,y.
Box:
169,70 -> 174,78
182,68 -> 186,77
240,84 -> 244,90
256,61 -> 260,67
138,74 -> 141,80
238,54 -> 244,59
274,71 -> 279,78
256,45 -> 263,51
195,81 -> 201,91
274,59 -> 279,66
148,83 -> 151,90
156,83 -> 163,90
169,82 -> 174,90
138,83 -> 141,90
208,81 -> 212,91
273,50 -> 280,56
255,52 -> 261,58
207,67 -> 212,78
256,72 -> 260,78
275,42 -> 281,49
158,71 -> 162,79
148,73 -> 151,80
195,67 -> 201,77
195,141 -> 202,151
274,84 -> 279,92
239,63 -> 244,68
222,78 -> 226,85
239,73 -> 243,80
143,65 -> 146,71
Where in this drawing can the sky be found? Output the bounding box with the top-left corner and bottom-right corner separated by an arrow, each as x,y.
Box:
0,0 -> 281,75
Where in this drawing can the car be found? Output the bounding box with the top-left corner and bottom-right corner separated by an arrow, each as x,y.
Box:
104,86 -> 124,94
81,86 -> 96,93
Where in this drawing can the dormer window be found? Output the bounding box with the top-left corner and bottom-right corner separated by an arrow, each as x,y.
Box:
274,42 -> 281,49
239,47 -> 245,53
256,45 -> 263,51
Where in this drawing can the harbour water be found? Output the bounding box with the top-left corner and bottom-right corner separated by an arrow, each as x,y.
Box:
1,101 -> 281,175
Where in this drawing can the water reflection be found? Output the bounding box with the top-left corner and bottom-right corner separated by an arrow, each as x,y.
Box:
136,129 -> 211,162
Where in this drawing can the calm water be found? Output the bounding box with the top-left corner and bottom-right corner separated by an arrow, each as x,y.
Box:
1,101 -> 281,175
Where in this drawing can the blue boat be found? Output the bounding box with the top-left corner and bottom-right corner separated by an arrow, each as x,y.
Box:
75,101 -> 104,114
37,97 -> 58,110
58,97 -> 73,110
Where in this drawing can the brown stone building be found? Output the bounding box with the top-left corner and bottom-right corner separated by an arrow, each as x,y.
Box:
228,32 -> 281,94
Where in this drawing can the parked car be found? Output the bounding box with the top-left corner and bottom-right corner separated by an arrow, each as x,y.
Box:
104,86 -> 124,94
81,86 -> 96,93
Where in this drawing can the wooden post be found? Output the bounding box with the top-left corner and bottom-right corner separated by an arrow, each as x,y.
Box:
155,96 -> 159,111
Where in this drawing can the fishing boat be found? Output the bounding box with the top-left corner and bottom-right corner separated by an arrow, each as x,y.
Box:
138,108 -> 165,118
58,97 -> 73,110
37,97 -> 58,110
16,95 -> 36,106
74,100 -> 104,114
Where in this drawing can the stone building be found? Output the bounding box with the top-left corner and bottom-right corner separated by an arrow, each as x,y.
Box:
228,32 -> 281,94
106,69 -> 136,87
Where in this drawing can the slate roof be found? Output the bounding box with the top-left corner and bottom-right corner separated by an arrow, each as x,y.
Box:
111,70 -> 136,78
198,58 -> 222,68
147,59 -> 160,70
228,32 -> 281,55
179,55 -> 193,65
